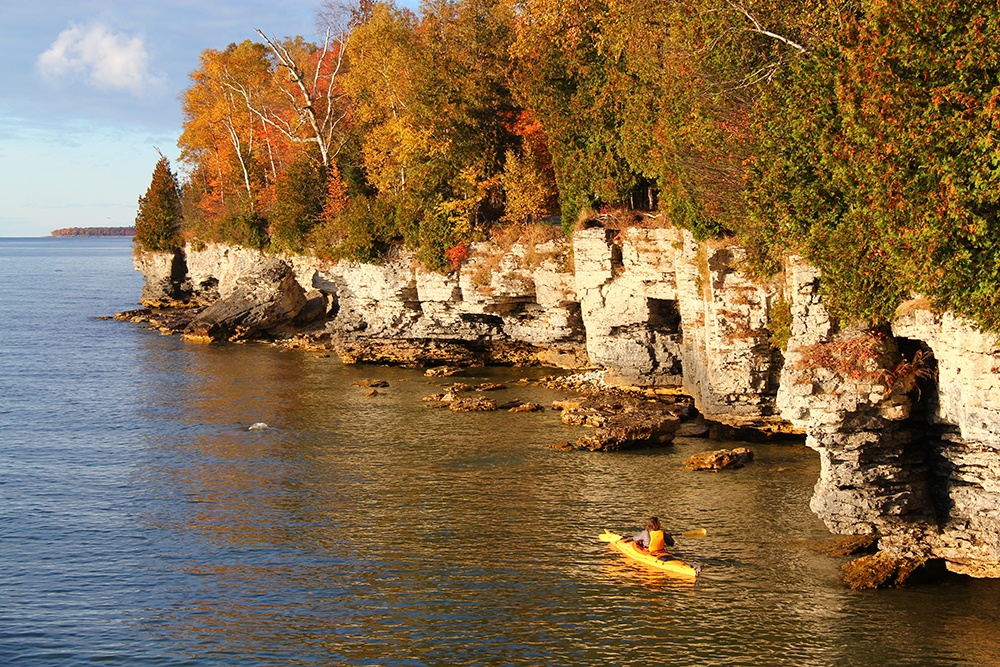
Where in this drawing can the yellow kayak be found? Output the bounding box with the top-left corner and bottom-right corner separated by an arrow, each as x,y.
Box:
599,530 -> 701,579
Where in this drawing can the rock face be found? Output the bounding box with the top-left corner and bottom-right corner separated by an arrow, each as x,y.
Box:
573,225 -> 785,431
777,263 -> 1000,578
133,222 -> 1000,577
134,249 -> 189,307
182,258 -> 307,343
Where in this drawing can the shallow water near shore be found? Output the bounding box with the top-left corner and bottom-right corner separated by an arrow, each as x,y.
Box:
3,236 -> 1000,666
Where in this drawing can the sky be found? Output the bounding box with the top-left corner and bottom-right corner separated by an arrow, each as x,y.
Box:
0,0 -> 417,237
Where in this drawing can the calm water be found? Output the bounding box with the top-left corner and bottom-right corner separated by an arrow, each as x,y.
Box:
2,237 -> 1000,666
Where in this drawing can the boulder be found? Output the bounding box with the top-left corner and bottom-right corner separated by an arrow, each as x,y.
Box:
182,258 -> 306,343
684,447 -> 754,471
574,411 -> 681,451
675,419 -> 711,438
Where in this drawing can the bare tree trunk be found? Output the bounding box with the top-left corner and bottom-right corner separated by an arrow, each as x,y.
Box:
247,27 -> 349,169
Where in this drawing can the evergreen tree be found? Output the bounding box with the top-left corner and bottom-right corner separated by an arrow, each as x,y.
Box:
134,155 -> 183,252
267,156 -> 329,254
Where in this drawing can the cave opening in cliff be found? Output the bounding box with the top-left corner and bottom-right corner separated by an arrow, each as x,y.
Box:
647,298 -> 682,336
896,337 -> 953,526
170,250 -> 191,300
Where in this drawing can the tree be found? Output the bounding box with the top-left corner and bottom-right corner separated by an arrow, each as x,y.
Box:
510,0 -> 643,228
248,29 -> 351,170
179,41 -> 277,217
134,155 -> 183,253
747,0 -> 1000,332
267,154 -> 329,253
342,0 -> 526,268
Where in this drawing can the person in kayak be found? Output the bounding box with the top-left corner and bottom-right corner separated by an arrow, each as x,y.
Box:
631,517 -> 674,554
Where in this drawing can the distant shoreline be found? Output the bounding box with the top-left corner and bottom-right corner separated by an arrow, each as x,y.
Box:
51,227 -> 135,237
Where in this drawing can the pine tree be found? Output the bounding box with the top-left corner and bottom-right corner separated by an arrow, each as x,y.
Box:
134,155 -> 182,252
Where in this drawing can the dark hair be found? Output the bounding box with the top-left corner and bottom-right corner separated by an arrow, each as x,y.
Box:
647,516 -> 661,531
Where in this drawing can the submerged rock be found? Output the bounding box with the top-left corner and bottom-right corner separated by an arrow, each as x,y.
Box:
841,551 -> 947,589
426,365 -> 465,377
448,397 -> 498,412
555,395 -> 681,452
335,340 -> 478,367
818,534 -> 879,557
476,382 -> 507,392
352,379 -> 389,388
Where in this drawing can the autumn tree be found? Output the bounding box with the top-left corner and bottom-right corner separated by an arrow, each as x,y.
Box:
747,0 -> 1000,332
501,110 -> 558,223
338,0 -> 530,269
134,155 -> 183,253
179,41 -> 287,247
248,29 -> 351,171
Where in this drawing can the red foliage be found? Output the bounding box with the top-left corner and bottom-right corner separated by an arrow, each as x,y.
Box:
445,243 -> 470,270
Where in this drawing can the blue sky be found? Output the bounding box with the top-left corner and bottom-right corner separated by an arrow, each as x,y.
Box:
0,0 -> 417,237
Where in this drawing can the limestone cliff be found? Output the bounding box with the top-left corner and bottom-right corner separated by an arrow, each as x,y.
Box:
134,221 -> 1000,577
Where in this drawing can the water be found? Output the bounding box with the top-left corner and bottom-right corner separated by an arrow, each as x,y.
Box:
2,237 -> 1000,666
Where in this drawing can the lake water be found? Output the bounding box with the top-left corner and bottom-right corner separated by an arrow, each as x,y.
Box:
3,236 -> 1000,666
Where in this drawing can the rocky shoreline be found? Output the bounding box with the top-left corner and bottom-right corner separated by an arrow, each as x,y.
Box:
123,219 -> 1000,586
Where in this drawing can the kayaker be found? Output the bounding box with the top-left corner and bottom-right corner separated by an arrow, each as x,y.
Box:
631,517 -> 674,554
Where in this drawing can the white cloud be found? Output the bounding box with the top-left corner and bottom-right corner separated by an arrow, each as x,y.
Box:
37,23 -> 162,96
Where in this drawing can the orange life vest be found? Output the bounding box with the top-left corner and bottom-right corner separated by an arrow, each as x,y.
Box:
648,529 -> 667,553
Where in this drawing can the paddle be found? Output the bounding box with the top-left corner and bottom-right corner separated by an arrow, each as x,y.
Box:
681,528 -> 707,538
599,528 -> 706,542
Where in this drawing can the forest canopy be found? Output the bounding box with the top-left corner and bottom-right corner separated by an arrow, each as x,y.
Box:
142,0 -> 1000,334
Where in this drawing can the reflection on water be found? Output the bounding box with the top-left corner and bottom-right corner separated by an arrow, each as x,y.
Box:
120,341 -> 1000,666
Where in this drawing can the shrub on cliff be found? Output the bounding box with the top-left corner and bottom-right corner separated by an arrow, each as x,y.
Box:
308,194 -> 399,263
134,156 -> 182,253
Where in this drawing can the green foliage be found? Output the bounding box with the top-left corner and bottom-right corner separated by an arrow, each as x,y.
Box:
267,157 -> 328,254
308,194 -> 400,263
747,0 -> 1000,332
219,210 -> 268,249
767,297 -> 793,352
134,156 -> 182,253
511,0 -> 643,229
414,206 -> 458,273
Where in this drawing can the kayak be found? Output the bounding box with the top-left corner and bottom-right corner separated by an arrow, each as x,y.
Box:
599,530 -> 701,579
